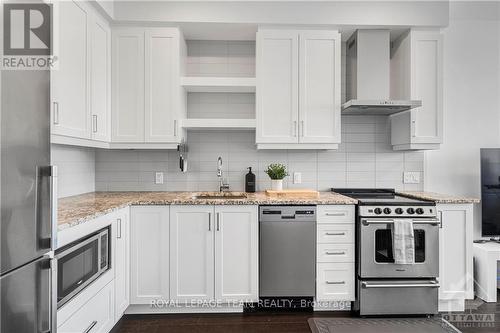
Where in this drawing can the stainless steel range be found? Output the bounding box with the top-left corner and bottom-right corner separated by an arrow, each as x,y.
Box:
334,189 -> 440,316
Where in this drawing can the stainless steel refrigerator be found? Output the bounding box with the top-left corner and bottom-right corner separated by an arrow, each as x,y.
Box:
1,70 -> 57,332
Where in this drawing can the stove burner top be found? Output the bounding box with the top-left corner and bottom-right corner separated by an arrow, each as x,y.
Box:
332,188 -> 434,206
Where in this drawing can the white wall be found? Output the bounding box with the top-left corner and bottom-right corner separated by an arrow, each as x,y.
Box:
425,2 -> 500,237
51,144 -> 96,198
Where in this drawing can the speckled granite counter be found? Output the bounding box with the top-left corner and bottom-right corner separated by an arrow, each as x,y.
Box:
58,191 -> 358,231
397,191 -> 480,204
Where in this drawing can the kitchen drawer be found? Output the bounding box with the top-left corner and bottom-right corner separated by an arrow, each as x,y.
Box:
316,263 -> 355,301
317,224 -> 354,244
317,205 -> 354,224
317,243 -> 354,263
58,281 -> 115,333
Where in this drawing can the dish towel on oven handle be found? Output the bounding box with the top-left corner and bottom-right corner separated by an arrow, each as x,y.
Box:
391,219 -> 415,264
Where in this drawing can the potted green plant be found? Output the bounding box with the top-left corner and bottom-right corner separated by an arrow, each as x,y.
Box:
265,163 -> 289,191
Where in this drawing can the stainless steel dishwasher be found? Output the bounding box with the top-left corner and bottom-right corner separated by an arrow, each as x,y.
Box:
259,205 -> 316,297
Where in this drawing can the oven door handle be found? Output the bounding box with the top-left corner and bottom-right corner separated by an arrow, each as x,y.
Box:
361,281 -> 440,289
361,218 -> 440,226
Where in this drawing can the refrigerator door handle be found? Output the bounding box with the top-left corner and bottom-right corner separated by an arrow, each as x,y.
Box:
37,256 -> 56,333
35,166 -> 57,251
50,257 -> 57,333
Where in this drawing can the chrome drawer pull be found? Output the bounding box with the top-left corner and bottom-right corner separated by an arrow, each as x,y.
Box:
83,321 -> 97,333
325,213 -> 346,216
325,232 -> 345,236
326,281 -> 345,285
325,251 -> 345,255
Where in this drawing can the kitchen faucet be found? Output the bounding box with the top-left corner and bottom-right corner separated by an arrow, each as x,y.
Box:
217,157 -> 230,192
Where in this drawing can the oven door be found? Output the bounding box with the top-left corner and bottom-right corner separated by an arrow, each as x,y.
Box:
56,234 -> 101,307
358,218 -> 439,278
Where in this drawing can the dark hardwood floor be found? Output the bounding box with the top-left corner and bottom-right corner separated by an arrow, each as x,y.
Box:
113,294 -> 500,333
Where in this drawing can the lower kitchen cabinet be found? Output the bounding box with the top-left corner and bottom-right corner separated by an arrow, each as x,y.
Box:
130,206 -> 170,304
58,281 -> 115,333
169,205 -> 215,301
438,203 -> 474,312
215,205 -> 258,302
169,205 -> 259,302
316,263 -> 355,301
113,208 -> 130,320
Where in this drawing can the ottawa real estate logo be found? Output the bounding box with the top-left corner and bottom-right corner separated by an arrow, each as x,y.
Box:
2,2 -> 56,69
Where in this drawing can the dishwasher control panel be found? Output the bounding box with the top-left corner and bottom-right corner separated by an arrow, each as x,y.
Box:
259,206 -> 316,222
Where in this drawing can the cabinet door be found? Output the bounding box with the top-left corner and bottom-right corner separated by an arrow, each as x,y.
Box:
144,29 -> 179,143
170,205 -> 214,301
112,29 -> 145,142
215,206 -> 258,302
130,206 -> 169,304
51,0 -> 90,139
256,30 -> 299,144
299,31 -> 341,144
410,31 -> 443,144
114,208 -> 129,320
438,204 -> 473,309
90,14 -> 110,142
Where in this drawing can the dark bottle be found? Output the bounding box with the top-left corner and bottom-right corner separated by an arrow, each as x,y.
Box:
245,167 -> 256,193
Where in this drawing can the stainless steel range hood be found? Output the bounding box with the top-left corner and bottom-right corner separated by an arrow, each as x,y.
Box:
343,30 -> 421,115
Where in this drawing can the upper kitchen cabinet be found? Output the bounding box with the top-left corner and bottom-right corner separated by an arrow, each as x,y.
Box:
256,29 -> 341,149
51,1 -> 111,146
51,0 -> 90,139
390,29 -> 443,150
112,27 -> 186,147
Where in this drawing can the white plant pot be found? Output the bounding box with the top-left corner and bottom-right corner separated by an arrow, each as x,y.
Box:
271,179 -> 283,191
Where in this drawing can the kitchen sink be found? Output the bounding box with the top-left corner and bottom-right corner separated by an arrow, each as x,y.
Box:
192,192 -> 248,200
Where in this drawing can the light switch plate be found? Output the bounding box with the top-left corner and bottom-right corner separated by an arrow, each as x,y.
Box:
293,172 -> 302,184
403,172 -> 420,184
155,172 -> 164,184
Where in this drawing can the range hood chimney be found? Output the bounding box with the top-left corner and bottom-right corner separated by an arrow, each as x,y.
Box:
342,30 -> 421,115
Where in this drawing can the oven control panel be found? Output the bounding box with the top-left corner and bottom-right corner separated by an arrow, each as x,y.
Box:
359,206 -> 437,218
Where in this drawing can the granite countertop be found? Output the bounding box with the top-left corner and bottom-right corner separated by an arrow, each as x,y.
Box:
58,191 -> 358,231
397,191 -> 480,204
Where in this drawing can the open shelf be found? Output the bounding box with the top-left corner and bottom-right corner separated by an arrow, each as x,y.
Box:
181,118 -> 256,130
180,77 -> 256,93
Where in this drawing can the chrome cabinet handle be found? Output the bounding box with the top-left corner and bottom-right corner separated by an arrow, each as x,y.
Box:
439,211 -> 443,228
174,120 -> 178,137
411,119 -> 416,137
326,281 -> 345,285
117,218 -> 122,239
325,232 -> 345,236
92,115 -> 98,133
53,102 -> 59,124
325,251 -> 345,255
216,212 -> 220,231
300,120 -> 305,137
208,212 -> 211,231
82,320 -> 98,333
325,212 -> 346,217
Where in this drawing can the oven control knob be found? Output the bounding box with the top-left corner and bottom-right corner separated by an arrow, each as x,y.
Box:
407,208 -> 415,214
383,208 -> 392,214
395,208 -> 404,214
416,208 -> 425,215
374,208 -> 382,215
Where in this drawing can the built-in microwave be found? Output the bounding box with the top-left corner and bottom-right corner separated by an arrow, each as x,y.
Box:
56,227 -> 110,307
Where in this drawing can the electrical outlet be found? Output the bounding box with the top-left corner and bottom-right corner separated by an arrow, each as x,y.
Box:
155,172 -> 164,184
293,172 -> 302,184
403,172 -> 420,184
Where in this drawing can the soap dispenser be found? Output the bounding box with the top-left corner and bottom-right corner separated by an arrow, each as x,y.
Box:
245,167 -> 256,193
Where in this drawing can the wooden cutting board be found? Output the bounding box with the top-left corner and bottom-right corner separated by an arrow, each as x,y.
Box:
265,189 -> 320,198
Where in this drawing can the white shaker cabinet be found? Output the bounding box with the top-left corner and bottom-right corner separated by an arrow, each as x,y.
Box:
130,206 -> 170,304
437,203 -> 474,312
112,28 -> 184,144
256,29 -> 341,149
390,29 -> 443,150
90,14 -> 111,142
170,205 -> 215,301
51,0 -> 90,139
113,208 -> 130,320
215,205 -> 258,302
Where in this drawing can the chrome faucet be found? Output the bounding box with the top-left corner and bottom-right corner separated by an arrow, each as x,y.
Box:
217,157 -> 230,192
